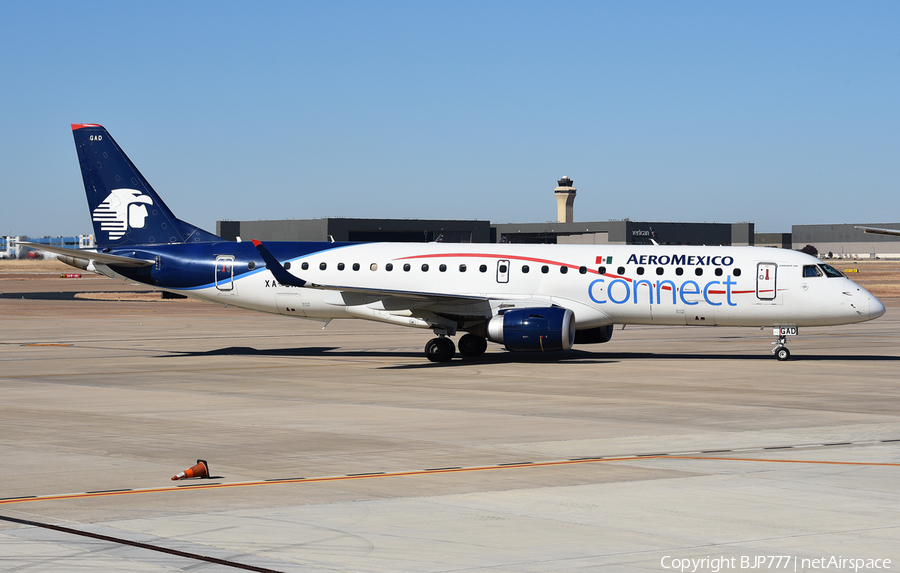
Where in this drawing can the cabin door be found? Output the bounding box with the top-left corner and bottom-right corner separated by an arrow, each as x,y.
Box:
756,262 -> 777,300
215,255 -> 234,291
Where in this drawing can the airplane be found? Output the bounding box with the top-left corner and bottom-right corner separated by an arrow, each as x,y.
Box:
21,124 -> 887,362
855,226 -> 900,238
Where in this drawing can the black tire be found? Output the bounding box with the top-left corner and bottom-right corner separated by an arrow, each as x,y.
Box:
775,347 -> 790,361
458,334 -> 487,357
437,337 -> 456,362
425,339 -> 442,362
425,337 -> 456,362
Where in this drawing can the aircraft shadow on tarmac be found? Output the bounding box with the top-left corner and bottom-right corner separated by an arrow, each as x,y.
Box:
162,346 -> 899,368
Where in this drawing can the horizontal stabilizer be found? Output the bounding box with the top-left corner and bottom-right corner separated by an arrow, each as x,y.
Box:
15,242 -> 154,267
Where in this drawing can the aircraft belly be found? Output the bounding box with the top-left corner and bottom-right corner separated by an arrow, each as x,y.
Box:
651,307 -> 687,326
276,292 -> 306,317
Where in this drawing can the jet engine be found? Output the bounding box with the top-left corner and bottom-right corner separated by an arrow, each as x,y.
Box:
574,324 -> 614,345
487,307 -> 575,352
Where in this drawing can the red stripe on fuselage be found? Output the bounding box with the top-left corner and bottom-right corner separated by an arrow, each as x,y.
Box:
395,253 -> 762,296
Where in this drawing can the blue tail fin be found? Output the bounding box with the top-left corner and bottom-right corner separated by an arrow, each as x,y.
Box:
71,124 -> 221,248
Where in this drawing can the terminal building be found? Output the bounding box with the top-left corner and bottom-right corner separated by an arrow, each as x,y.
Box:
217,177 -> 755,247
217,218 -> 492,244
791,223 -> 900,259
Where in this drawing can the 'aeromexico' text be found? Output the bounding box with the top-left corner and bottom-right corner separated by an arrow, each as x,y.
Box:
626,254 -> 734,266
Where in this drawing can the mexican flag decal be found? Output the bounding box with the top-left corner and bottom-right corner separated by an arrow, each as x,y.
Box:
595,256 -> 613,265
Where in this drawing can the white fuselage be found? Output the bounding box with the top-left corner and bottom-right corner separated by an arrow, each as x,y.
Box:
104,243 -> 884,333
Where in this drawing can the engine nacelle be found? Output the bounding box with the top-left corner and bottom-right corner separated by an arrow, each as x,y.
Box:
487,307 -> 575,352
574,324 -> 614,345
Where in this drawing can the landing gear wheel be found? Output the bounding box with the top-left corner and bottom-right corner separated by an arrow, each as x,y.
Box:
425,337 -> 456,362
775,347 -> 791,361
458,334 -> 487,357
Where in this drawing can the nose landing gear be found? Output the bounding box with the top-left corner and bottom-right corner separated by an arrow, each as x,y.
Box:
771,327 -> 797,361
773,342 -> 791,361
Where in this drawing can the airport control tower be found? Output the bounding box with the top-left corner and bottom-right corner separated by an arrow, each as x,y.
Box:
554,176 -> 576,223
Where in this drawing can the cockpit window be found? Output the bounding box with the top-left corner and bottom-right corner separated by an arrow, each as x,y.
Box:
803,265 -> 822,278
819,264 -> 843,278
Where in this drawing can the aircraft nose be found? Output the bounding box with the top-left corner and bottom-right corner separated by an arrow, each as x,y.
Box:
870,296 -> 886,320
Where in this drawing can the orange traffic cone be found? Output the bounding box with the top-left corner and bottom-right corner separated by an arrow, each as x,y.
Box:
171,459 -> 209,480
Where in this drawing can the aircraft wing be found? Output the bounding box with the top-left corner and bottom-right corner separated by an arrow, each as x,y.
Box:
855,226 -> 900,238
14,242 -> 154,267
252,239 -> 486,304
304,283 -> 487,302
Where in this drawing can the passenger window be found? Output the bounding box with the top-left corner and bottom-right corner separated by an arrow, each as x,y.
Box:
352,263 -> 360,271
479,264 -> 487,273
579,266 -> 587,274
522,265 -> 530,273
560,266 -> 568,274
403,263 -> 411,272
598,266 -> 606,275
675,267 -> 683,276
695,268 -> 703,276
655,267 -> 663,276
617,266 -> 625,275
459,264 -> 467,272
803,265 -> 822,278
248,261 -> 256,270
715,268 -> 723,276
284,262 -> 291,270
541,265 -> 549,274
733,268 -> 741,277
319,262 -> 327,270
301,262 -> 309,271
439,264 -> 447,272
636,267 -> 644,276
421,264 -> 429,272
499,264 -> 508,273
370,263 -> 377,271
337,263 -> 345,271
385,263 -> 393,271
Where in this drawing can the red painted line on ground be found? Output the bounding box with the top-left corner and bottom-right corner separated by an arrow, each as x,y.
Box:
668,456 -> 900,466
1,454 -> 895,506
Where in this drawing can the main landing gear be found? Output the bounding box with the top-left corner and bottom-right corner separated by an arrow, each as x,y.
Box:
425,337 -> 455,362
458,333 -> 488,357
425,334 -> 488,362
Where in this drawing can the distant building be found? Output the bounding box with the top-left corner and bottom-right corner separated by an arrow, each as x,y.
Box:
494,220 -> 753,246
1,235 -> 94,259
755,233 -> 792,249
216,177 -> 755,247
217,218 -> 491,243
792,223 -> 900,259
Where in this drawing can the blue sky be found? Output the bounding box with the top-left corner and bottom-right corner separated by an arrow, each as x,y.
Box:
2,1 -> 898,236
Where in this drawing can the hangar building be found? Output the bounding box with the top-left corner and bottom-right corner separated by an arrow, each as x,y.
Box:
792,224 -> 900,259
217,218 -> 492,243
217,177 -> 756,247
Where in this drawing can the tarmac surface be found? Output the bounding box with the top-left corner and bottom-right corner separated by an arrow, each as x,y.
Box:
1,270 -> 899,572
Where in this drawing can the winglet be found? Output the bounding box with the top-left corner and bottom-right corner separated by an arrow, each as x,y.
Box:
252,240 -> 307,287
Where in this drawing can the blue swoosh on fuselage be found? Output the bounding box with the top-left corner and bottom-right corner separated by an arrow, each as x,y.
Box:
105,241 -> 359,290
